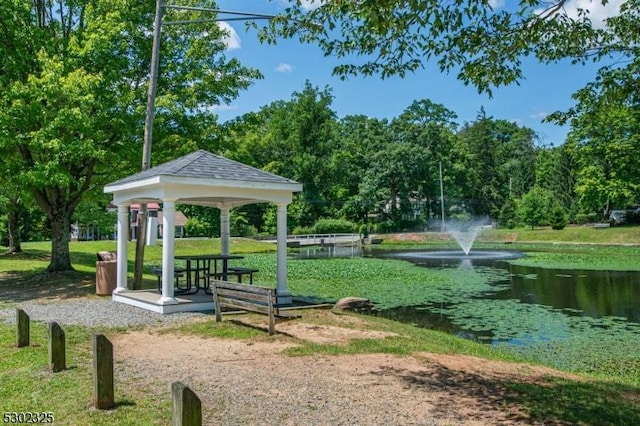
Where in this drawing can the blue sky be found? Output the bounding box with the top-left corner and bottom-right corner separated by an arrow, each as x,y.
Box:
212,1 -> 621,146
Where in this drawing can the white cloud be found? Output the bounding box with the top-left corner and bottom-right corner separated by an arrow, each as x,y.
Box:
275,63 -> 294,73
488,0 -> 505,10
531,111 -> 549,120
299,0 -> 323,10
217,22 -> 241,50
536,0 -> 623,28
279,0 -> 323,11
197,104 -> 237,114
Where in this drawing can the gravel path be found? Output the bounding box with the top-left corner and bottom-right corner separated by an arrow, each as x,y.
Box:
0,298 -> 210,328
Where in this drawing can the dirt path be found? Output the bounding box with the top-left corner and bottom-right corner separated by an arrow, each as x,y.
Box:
110,315 -> 580,425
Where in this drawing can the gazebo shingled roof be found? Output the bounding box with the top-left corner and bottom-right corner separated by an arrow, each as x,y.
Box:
109,149 -> 299,186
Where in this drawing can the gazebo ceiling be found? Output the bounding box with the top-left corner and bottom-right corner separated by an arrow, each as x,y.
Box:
104,150 -> 302,208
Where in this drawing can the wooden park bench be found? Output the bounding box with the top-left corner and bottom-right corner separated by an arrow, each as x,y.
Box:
212,280 -> 295,335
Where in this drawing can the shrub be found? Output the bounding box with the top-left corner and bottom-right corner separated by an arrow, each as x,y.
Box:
575,213 -> 589,225
313,218 -> 357,234
184,218 -> 208,237
292,225 -> 314,235
374,220 -> 396,234
587,212 -> 599,223
549,203 -> 569,230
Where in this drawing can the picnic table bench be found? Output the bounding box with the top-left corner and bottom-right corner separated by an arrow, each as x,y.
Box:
151,267 -> 192,294
212,280 -> 295,335
210,267 -> 259,284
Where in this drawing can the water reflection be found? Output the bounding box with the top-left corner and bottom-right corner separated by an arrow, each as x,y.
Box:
369,249 -> 640,345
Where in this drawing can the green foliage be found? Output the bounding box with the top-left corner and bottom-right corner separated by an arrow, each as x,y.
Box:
257,0 -> 640,228
549,203 -> 569,230
231,210 -> 258,237
262,1 -> 639,101
292,226 -> 314,235
575,213 -> 589,225
519,187 -> 551,229
499,197 -> 519,229
457,111 -> 537,216
312,218 -> 356,234
0,0 -> 260,271
184,218 -> 209,238
359,224 -> 370,238
179,205 -> 219,237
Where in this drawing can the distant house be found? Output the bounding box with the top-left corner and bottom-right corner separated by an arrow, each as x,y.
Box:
129,203 -> 188,240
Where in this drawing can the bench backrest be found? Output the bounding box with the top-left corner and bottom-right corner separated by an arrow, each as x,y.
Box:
212,280 -> 280,334
213,280 -> 275,315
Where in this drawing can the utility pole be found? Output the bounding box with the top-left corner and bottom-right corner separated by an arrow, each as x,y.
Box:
439,161 -> 445,233
133,0 -> 164,289
131,4 -> 275,289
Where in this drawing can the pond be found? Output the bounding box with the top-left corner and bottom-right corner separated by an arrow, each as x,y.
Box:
368,249 -> 640,375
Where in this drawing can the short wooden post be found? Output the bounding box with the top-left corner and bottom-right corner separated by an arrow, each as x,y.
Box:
16,308 -> 30,348
172,382 -> 202,426
93,333 -> 115,410
47,321 -> 65,373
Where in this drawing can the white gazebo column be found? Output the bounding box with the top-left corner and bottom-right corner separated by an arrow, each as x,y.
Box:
114,204 -> 129,293
220,207 -> 230,255
160,200 -> 178,305
276,203 -> 292,304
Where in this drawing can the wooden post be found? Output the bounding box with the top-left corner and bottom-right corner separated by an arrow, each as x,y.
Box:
16,308 -> 30,348
172,382 -> 202,426
93,333 -> 115,410
47,321 -> 65,372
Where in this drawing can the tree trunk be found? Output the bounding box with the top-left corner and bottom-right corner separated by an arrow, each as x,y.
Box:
47,211 -> 73,272
7,200 -> 22,254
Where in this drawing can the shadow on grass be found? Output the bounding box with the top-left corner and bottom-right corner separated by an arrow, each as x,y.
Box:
382,364 -> 640,425
0,247 -> 162,304
0,270 -> 98,303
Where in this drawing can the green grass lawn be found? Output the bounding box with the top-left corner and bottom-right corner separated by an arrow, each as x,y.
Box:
1,229 -> 640,423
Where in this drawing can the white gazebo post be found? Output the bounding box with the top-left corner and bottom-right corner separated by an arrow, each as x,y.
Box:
160,199 -> 177,304
276,202 -> 292,303
220,206 -> 230,256
114,204 -> 130,293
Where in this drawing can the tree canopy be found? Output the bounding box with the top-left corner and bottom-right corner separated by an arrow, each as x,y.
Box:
0,0 -> 260,270
263,0 -> 638,95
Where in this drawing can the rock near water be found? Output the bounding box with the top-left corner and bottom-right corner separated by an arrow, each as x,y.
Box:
333,297 -> 376,313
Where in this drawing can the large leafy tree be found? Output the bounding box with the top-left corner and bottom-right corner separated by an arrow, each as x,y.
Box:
333,115 -> 390,223
457,110 -> 536,217
0,0 -> 259,271
388,100 -> 461,220
223,81 -> 338,229
548,55 -> 640,218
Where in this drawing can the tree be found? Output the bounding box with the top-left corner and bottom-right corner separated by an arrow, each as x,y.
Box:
0,0 -> 259,271
549,202 -> 569,230
263,1 -> 638,95
519,187 -> 550,230
548,62 -> 640,219
498,197 -> 518,229
223,81 -> 338,229
333,115 -> 391,224
535,144 -> 577,213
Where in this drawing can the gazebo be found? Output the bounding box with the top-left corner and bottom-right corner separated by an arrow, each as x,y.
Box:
103,150 -> 303,314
